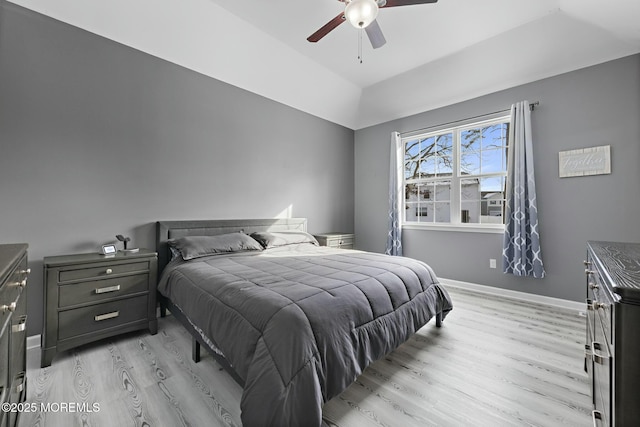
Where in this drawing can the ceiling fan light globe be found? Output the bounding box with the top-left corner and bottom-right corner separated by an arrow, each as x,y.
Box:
345,0 -> 379,29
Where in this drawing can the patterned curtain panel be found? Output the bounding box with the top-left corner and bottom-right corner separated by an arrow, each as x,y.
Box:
385,132 -> 403,256
502,101 -> 545,278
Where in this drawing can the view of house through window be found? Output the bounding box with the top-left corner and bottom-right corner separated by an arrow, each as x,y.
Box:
403,116 -> 510,227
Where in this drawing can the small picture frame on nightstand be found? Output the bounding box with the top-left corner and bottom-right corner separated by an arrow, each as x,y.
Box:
100,244 -> 117,255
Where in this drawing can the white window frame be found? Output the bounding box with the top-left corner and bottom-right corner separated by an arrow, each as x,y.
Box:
402,114 -> 510,234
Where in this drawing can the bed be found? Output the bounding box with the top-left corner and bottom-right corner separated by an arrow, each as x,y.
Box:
155,219 -> 452,427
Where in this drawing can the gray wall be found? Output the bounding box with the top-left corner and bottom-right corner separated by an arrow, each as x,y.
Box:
355,54 -> 640,302
0,3 -> 354,335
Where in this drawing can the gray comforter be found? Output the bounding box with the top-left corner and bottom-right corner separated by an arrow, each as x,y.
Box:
158,244 -> 452,427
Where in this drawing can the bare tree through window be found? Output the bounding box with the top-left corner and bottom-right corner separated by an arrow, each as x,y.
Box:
403,119 -> 509,225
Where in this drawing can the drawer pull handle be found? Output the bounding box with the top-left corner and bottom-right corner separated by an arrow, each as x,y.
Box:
592,341 -> 609,365
586,300 -> 607,311
585,269 -> 595,275
15,279 -> 27,288
95,311 -> 119,322
583,260 -> 592,267
12,315 -> 27,333
13,372 -> 25,393
105,268 -> 113,275
589,282 -> 599,290
95,285 -> 121,294
584,343 -> 592,360
20,268 -> 31,275
593,302 -> 606,310
1,302 -> 16,313
591,410 -> 602,427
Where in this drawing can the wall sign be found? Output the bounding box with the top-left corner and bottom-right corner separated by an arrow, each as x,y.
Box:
559,145 -> 611,178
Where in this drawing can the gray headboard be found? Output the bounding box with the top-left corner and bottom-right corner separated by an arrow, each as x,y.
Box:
155,218 -> 307,277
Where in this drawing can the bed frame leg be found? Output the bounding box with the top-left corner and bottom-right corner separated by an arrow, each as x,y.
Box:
435,311 -> 443,328
159,294 -> 167,318
192,337 -> 201,363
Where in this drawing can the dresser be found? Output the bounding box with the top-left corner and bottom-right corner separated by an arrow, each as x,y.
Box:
0,244 -> 29,427
314,233 -> 355,249
585,241 -> 640,426
42,250 -> 157,367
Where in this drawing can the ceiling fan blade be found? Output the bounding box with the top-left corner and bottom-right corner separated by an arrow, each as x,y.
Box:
307,12 -> 346,42
383,0 -> 438,7
365,20 -> 387,49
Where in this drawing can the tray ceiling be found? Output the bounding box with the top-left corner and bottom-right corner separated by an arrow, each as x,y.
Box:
9,0 -> 640,129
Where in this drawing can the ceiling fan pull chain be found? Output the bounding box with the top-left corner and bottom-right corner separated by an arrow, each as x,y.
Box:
358,28 -> 363,64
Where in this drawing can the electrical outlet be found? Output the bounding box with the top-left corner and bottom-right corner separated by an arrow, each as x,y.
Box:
489,259 -> 497,269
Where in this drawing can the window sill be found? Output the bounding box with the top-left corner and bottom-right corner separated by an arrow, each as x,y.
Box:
403,223 -> 505,234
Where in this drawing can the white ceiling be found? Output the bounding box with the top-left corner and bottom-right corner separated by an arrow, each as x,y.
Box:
9,0 -> 640,130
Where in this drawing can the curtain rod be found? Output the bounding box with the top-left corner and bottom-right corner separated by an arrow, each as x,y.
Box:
400,101 -> 539,137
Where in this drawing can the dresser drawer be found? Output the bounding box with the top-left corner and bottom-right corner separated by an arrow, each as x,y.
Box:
585,308 -> 595,406
587,285 -> 612,347
0,243 -> 28,427
592,311 -> 611,427
0,261 -> 26,329
0,285 -> 18,329
58,261 -> 149,283
10,315 -> 27,380
58,295 -> 148,341
0,318 -> 9,406
8,257 -> 28,289
58,274 -> 149,308
9,291 -> 27,392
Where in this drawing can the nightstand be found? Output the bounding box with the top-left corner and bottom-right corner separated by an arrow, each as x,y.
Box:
314,233 -> 355,249
41,249 -> 157,367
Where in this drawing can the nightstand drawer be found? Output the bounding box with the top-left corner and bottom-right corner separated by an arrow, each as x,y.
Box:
327,236 -> 354,249
58,295 -> 148,341
59,261 -> 149,283
315,233 -> 355,249
58,274 -> 149,308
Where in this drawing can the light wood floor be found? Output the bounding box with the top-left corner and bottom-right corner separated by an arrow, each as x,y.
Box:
19,286 -> 592,427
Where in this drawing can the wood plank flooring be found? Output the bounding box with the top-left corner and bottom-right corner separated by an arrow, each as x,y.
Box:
19,286 -> 592,427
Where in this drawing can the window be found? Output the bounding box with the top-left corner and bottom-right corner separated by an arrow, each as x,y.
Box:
403,116 -> 509,231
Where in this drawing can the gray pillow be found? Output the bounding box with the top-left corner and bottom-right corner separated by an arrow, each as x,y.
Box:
168,233 -> 263,260
250,231 -> 319,249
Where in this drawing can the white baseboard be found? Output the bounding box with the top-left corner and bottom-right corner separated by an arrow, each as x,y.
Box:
440,278 -> 585,313
27,334 -> 41,350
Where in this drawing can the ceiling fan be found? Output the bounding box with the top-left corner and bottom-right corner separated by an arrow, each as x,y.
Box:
307,0 -> 438,49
